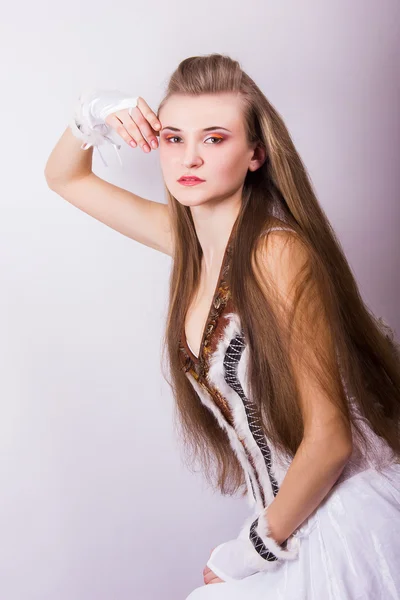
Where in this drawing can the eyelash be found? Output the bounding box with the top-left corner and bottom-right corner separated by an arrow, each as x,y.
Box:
164,135 -> 224,145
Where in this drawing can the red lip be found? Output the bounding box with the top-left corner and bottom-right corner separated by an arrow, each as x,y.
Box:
178,176 -> 205,183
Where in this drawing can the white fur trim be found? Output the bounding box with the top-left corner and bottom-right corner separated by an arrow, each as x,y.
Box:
255,510 -> 300,560
207,312 -> 278,509
185,372 -> 261,506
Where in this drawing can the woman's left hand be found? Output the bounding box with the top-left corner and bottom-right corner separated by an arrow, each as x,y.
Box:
203,548 -> 225,584
203,565 -> 225,584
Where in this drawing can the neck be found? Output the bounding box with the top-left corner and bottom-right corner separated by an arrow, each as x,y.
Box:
190,195 -> 241,273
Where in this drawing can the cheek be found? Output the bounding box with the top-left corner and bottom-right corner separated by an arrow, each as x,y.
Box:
158,148 -> 174,179
158,145 -> 181,174
212,149 -> 249,181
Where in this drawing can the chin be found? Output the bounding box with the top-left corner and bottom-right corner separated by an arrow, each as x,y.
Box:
173,190 -> 209,204
176,197 -> 206,207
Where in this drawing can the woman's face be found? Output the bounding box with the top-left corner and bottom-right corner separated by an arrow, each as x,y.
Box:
157,93 -> 261,207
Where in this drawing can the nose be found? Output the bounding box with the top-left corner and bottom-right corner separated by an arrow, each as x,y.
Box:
182,145 -> 203,169
182,156 -> 203,169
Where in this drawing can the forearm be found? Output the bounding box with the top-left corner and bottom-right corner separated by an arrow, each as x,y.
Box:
205,431 -> 351,582
265,431 -> 352,545
44,126 -> 93,185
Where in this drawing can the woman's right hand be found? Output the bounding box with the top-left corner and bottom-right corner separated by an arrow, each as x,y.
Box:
104,96 -> 161,154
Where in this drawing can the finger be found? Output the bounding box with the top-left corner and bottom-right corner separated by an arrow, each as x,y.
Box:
203,567 -> 215,585
204,573 -> 224,585
106,108 -> 155,153
203,569 -> 223,585
105,113 -> 146,150
208,577 -> 224,584
116,109 -> 154,151
124,106 -> 157,150
126,98 -> 160,149
126,106 -> 159,151
203,571 -> 214,585
136,96 -> 161,135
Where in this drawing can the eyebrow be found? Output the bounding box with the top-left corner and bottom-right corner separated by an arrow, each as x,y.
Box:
160,126 -> 232,133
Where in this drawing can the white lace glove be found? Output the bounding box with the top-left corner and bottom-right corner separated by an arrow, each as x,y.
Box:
69,89 -> 139,167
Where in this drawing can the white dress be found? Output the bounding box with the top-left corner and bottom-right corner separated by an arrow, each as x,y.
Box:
179,226 -> 400,600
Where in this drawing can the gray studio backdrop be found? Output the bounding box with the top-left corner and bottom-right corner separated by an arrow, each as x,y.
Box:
1,1 -> 399,599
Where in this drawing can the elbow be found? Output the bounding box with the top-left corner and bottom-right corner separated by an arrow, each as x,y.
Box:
44,171 -> 57,189
334,440 -> 353,467
304,429 -> 353,467
334,427 -> 353,464
325,440 -> 352,471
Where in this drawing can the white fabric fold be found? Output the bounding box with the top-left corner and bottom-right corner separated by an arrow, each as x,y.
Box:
68,89 -> 139,167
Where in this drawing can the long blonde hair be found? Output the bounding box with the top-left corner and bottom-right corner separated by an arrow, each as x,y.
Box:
158,53 -> 400,497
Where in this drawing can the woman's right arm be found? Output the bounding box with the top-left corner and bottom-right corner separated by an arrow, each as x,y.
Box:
44,111 -> 173,257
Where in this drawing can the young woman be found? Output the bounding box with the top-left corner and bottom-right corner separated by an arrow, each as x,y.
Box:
45,53 -> 400,599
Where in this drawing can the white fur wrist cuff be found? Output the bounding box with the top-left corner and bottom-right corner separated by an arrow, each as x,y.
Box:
248,512 -> 299,570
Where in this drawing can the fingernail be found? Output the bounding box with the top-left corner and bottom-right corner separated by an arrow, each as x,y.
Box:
129,140 -> 136,147
151,140 -> 157,149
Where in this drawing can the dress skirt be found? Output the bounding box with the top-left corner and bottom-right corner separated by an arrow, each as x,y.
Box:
185,462 -> 400,600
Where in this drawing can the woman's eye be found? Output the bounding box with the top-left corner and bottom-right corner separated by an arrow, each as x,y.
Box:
165,136 -> 223,144
205,136 -> 223,144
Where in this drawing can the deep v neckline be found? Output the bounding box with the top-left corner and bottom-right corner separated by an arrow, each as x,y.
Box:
182,220 -> 237,363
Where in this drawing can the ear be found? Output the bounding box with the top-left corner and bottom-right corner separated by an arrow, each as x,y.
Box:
248,143 -> 267,172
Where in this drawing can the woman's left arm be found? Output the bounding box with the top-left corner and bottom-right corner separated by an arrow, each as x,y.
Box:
265,410 -> 352,546
254,229 -> 353,549
205,230 -> 354,581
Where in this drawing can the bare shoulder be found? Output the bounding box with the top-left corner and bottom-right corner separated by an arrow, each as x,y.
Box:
252,221 -> 311,302
255,221 -> 309,274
